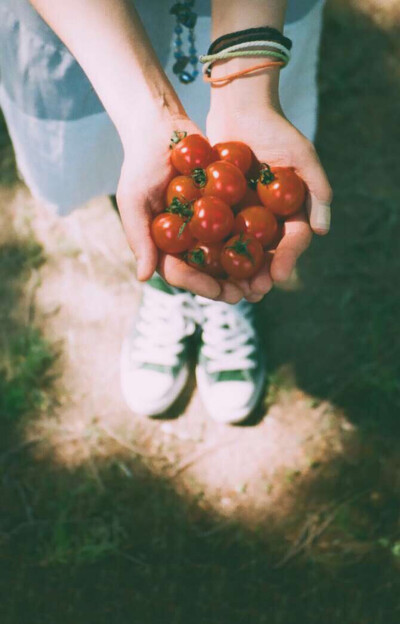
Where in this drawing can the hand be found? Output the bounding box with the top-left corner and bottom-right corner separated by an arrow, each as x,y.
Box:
207,106 -> 332,300
117,110 -> 244,303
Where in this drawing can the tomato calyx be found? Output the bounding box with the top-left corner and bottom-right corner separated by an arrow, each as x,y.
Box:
191,167 -> 207,188
166,197 -> 193,219
170,130 -> 188,149
165,197 -> 193,237
258,163 -> 276,186
247,177 -> 258,190
226,234 -> 255,265
185,248 -> 205,267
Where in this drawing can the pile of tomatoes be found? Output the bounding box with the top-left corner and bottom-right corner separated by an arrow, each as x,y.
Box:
151,132 -> 306,280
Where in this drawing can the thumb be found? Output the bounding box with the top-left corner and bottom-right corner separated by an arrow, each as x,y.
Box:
117,189 -> 158,281
295,141 -> 333,235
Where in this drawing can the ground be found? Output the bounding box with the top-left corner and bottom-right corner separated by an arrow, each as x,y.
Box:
0,1 -> 399,623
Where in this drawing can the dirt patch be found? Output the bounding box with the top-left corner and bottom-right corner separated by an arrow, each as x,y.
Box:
0,185 -> 355,529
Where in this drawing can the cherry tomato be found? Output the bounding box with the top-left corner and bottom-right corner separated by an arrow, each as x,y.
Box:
170,133 -> 215,175
186,242 -> 225,278
213,141 -> 253,174
189,196 -> 234,243
267,221 -> 284,250
257,165 -> 306,217
196,161 -> 247,206
221,234 -> 264,280
166,175 -> 202,206
233,186 -> 260,213
234,205 -> 278,248
151,213 -> 194,254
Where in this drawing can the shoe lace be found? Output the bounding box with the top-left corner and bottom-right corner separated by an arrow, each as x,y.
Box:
130,287 -> 199,367
198,299 -> 257,374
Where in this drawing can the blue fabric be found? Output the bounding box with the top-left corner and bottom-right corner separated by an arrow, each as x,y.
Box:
0,0 -> 321,121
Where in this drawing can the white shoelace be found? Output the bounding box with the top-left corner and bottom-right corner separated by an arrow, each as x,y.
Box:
130,287 -> 198,367
198,300 -> 257,374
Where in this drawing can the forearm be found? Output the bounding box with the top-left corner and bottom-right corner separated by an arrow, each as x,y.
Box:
29,0 -> 185,144
210,0 -> 287,112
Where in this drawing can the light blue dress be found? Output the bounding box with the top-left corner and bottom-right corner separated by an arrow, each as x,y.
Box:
0,0 -> 325,213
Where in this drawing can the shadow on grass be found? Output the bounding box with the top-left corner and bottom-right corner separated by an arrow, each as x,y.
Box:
261,1 -> 400,435
1,2 -> 400,623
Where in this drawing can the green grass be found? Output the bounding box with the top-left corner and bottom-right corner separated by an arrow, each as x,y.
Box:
0,109 -> 17,186
0,240 -> 55,425
0,2 -> 400,623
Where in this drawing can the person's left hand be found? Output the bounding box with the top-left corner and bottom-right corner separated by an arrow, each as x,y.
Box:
207,106 -> 332,302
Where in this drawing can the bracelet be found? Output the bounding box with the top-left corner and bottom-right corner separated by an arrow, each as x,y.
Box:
208,26 -> 292,56
200,41 -> 290,76
203,60 -> 285,85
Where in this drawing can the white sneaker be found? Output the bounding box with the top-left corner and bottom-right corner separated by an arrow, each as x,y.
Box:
196,298 -> 266,424
120,275 -> 198,417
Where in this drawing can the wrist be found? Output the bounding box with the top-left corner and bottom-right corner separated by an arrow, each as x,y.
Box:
209,57 -> 283,115
117,84 -> 187,152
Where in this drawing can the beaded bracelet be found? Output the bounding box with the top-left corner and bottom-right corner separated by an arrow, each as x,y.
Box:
170,0 -> 199,84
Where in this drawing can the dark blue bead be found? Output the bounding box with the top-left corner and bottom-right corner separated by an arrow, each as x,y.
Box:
174,37 -> 182,46
189,46 -> 197,55
173,56 -> 189,74
174,51 -> 183,59
174,25 -> 183,34
190,56 -> 198,65
192,69 -> 199,77
179,71 -> 195,84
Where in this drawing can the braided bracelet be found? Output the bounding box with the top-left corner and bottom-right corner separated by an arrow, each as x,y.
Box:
208,26 -> 292,55
200,41 -> 290,76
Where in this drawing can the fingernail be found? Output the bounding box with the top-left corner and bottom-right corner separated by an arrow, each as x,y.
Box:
312,202 -> 331,233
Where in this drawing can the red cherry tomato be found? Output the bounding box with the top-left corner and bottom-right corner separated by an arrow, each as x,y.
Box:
213,141 -> 253,174
170,133 -> 215,175
221,234 -> 264,280
233,186 -> 261,213
198,161 -> 247,206
151,213 -> 194,254
189,196 -> 234,243
166,175 -> 202,206
186,241 -> 225,278
268,221 -> 284,250
234,205 -> 278,248
257,165 -> 306,217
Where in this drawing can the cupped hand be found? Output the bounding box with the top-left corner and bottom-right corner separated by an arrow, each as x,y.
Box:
207,107 -> 332,301
117,111 -> 244,303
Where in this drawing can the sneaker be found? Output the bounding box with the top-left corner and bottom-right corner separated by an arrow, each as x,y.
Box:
196,298 -> 266,424
120,275 -> 198,417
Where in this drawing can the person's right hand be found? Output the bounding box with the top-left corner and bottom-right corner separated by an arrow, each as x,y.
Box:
117,109 -> 244,303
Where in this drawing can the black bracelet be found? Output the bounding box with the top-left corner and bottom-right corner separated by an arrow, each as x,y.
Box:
208,26 -> 292,56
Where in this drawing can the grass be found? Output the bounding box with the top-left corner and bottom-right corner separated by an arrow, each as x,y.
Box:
0,1 -> 400,622
0,239 -> 55,426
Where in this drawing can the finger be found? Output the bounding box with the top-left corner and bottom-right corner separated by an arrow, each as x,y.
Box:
271,212 -> 312,283
158,253 -> 221,299
245,294 -> 264,303
117,192 -> 158,281
215,280 -> 244,304
294,142 -> 332,235
249,254 -> 273,295
234,279 -> 252,298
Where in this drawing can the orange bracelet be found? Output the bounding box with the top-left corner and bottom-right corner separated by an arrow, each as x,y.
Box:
203,60 -> 284,85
